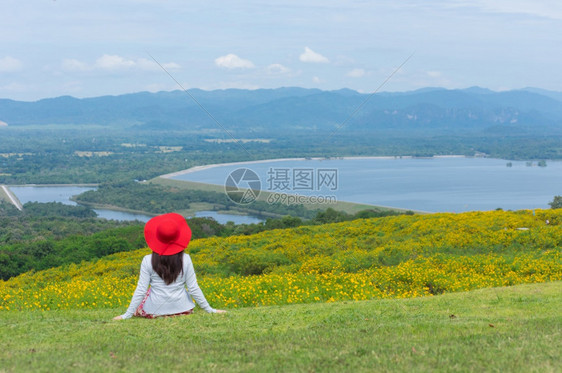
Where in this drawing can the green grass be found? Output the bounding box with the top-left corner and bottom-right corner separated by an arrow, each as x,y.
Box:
151,176 -> 399,215
2,281 -> 561,372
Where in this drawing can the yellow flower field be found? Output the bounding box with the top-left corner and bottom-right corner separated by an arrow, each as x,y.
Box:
1,209 -> 561,311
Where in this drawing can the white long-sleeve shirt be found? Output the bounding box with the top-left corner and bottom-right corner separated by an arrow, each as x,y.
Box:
121,253 -> 216,319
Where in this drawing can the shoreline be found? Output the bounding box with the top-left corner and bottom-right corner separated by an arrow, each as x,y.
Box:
7,183 -> 99,187
156,154 -> 471,215
71,200 -> 157,217
160,154 -> 471,179
155,155 -> 558,214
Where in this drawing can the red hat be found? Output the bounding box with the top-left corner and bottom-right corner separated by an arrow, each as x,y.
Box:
144,213 -> 192,255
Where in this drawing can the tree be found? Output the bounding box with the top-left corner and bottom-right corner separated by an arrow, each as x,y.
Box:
549,196 -> 562,209
315,208 -> 350,224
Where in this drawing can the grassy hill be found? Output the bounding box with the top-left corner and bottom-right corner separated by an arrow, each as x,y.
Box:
152,176 -> 382,215
1,208 -> 562,371
1,281 -> 561,372
1,209 -> 561,311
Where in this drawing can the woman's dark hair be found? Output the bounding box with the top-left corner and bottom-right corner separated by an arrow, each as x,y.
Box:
151,251 -> 184,285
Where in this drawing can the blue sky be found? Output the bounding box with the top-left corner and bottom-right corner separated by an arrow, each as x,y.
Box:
1,0 -> 562,101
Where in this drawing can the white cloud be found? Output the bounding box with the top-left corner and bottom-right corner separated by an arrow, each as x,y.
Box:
62,58 -> 90,72
136,58 -> 158,71
136,58 -> 181,71
266,63 -> 291,75
162,62 -> 181,69
61,55 -> 180,72
299,47 -> 329,63
312,76 -> 322,83
0,56 -> 23,73
215,54 -> 255,69
426,71 -> 442,78
95,54 -> 136,70
347,68 -> 366,78
209,81 -> 260,90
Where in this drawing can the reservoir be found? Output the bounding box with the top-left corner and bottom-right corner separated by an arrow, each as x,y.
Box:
167,157 -> 562,212
8,185 -> 264,224
8,185 -> 152,222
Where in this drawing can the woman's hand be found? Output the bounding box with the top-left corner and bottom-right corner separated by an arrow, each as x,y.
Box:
215,309 -> 227,314
113,315 -> 123,320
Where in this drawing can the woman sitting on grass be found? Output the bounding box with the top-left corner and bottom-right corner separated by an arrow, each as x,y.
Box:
113,213 -> 226,320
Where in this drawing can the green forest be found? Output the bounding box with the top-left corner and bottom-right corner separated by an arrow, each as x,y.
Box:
73,180 -> 326,219
1,128 -> 560,185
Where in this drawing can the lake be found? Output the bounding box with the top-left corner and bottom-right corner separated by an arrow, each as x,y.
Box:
8,185 -> 152,221
8,186 -> 264,224
167,157 -> 562,212
194,211 -> 264,225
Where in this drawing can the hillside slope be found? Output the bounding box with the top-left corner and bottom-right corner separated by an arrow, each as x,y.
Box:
1,281 -> 561,372
1,209 -> 561,311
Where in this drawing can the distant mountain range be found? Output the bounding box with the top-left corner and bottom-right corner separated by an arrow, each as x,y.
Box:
2,87 -> 562,135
